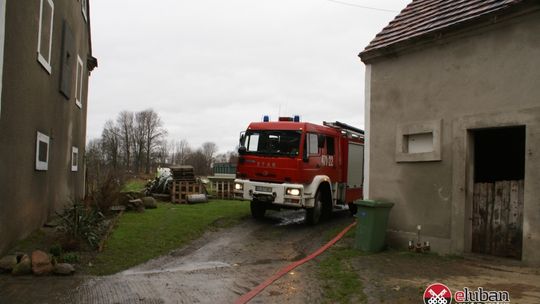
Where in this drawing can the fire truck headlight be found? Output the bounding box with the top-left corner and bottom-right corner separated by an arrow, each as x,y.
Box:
286,188 -> 301,196
234,183 -> 243,191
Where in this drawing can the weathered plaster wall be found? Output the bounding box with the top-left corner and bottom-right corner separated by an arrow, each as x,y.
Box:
0,0 -> 90,254
366,10 -> 540,264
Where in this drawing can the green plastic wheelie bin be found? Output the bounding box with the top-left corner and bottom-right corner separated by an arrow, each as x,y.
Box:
353,200 -> 394,252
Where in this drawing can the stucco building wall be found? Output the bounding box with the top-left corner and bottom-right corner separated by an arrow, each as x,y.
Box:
365,10 -> 540,264
0,0 -> 91,254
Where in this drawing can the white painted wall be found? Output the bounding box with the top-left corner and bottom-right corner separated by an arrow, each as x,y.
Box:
363,65 -> 371,199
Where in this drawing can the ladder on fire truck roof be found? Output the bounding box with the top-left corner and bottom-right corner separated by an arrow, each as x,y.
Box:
323,121 -> 365,138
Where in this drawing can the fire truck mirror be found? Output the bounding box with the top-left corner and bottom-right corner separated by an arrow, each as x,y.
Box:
238,146 -> 247,155
239,132 -> 246,146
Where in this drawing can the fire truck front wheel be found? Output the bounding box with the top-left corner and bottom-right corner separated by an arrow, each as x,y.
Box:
250,200 -> 266,219
305,191 -> 322,225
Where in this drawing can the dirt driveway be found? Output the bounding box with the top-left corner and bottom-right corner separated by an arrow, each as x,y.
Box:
0,209 -> 349,304
61,209 -> 340,304
1,209 -> 540,304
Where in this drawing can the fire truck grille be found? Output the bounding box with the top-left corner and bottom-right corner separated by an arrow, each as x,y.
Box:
255,186 -> 272,193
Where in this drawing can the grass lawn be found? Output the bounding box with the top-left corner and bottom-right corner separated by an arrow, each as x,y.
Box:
122,179 -> 148,192
316,226 -> 367,304
87,200 -> 250,275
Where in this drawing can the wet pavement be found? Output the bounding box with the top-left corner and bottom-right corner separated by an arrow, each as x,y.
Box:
0,210 -> 349,304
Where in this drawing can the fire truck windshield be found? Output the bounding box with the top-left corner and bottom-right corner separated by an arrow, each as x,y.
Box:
244,130 -> 301,157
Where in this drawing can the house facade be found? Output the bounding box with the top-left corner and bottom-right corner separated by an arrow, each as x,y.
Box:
0,0 -> 96,254
360,0 -> 540,265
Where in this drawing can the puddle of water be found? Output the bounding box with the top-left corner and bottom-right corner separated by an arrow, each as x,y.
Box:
121,261 -> 231,276
276,216 -> 305,226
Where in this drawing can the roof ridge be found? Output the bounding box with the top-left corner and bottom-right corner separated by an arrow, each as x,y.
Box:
360,0 -> 526,60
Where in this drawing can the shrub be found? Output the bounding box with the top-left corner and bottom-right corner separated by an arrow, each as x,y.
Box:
49,244 -> 63,257
57,202 -> 104,249
62,252 -> 80,264
86,172 -> 124,213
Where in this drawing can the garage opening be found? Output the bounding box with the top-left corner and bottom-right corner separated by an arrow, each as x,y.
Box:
471,126 -> 525,259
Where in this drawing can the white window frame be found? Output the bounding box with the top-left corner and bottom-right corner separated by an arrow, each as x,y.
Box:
71,146 -> 79,171
75,55 -> 83,108
81,0 -> 88,22
37,0 -> 54,74
395,119 -> 442,162
36,132 -> 50,171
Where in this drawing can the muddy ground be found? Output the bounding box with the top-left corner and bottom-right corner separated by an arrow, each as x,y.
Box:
0,210 -> 342,304
1,209 -> 539,304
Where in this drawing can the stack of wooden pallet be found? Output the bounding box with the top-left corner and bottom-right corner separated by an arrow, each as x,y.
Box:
171,166 -> 196,181
207,175 -> 236,200
170,166 -> 202,204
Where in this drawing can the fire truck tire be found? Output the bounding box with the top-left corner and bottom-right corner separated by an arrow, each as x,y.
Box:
305,191 -> 322,225
348,202 -> 358,215
250,200 -> 266,219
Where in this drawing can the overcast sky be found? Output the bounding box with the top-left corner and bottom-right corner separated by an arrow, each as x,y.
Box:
87,0 -> 409,153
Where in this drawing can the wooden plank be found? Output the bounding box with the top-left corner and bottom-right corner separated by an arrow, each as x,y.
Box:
473,180 -> 524,259
486,182 -> 495,255
491,181 -> 504,255
507,180 -> 520,258
483,183 -> 493,253
211,180 -> 234,200
516,180 -> 524,259
472,183 -> 482,253
499,180 -> 511,256
171,180 -> 202,204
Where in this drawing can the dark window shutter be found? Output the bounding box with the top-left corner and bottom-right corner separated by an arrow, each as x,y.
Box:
59,20 -> 75,99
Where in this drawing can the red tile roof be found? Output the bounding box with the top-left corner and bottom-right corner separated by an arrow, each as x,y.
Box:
360,0 -> 525,60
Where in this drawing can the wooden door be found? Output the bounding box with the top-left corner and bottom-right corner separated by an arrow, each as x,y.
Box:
472,180 -> 524,259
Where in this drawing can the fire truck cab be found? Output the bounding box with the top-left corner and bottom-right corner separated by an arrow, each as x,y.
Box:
234,117 -> 364,224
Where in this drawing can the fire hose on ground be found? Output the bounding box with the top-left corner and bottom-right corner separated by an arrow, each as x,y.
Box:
234,220 -> 357,304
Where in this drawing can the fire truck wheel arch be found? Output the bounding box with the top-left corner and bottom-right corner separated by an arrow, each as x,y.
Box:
304,175 -> 332,208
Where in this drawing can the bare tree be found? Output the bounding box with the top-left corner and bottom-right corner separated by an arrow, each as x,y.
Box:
85,138 -> 104,194
228,150 -> 239,164
201,142 -> 217,172
101,120 -> 120,169
139,109 -> 167,174
155,140 -> 169,165
117,111 -> 134,170
132,111 -> 147,173
185,149 -> 208,175
171,139 -> 191,165
214,153 -> 228,163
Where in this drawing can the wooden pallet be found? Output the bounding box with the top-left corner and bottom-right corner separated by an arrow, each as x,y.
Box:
212,180 -> 234,200
171,180 -> 203,204
170,166 -> 195,181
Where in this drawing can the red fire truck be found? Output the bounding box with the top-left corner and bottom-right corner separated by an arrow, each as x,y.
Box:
234,116 -> 365,224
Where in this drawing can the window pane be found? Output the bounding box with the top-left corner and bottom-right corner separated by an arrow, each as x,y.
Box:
76,56 -> 83,107
308,133 -> 318,155
38,141 -> 48,162
406,132 -> 434,153
326,136 -> 335,155
40,2 -> 53,59
247,134 -> 259,152
244,131 -> 301,156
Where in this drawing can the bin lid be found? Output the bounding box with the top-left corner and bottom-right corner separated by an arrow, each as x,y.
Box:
353,199 -> 394,208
